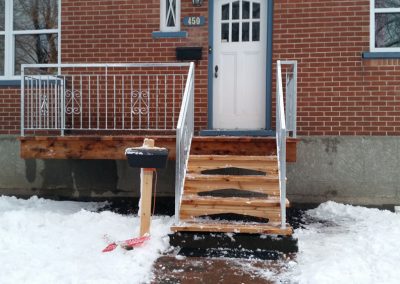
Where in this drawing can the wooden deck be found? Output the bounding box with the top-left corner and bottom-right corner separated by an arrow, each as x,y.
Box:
19,135 -> 298,161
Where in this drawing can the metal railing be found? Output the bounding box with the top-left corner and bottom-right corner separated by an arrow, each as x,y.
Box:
276,60 -> 297,229
175,62 -> 195,224
20,63 -> 192,136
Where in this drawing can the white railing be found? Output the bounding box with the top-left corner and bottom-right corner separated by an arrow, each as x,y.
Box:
276,60 -> 297,229
20,63 -> 192,136
175,62 -> 195,224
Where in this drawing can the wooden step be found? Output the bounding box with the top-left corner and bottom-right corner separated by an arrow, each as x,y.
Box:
184,174 -> 280,196
180,206 -> 280,221
181,195 -> 289,207
171,220 -> 293,235
187,155 -> 278,174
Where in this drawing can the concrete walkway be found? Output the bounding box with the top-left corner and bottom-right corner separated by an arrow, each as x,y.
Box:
152,255 -> 291,283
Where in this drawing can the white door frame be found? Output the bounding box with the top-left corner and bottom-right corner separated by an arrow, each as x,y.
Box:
206,0 -> 274,134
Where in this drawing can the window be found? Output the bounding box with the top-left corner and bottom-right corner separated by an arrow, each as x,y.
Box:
371,0 -> 400,51
0,0 -> 60,79
160,0 -> 181,32
220,1 -> 261,43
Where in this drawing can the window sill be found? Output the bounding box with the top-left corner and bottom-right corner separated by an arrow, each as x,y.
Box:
152,31 -> 188,39
0,80 -> 21,87
362,52 -> 400,59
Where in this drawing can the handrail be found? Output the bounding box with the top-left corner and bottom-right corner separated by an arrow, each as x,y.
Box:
175,62 -> 195,224
276,60 -> 297,229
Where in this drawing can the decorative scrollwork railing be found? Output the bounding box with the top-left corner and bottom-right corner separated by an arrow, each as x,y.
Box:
20,63 -> 191,135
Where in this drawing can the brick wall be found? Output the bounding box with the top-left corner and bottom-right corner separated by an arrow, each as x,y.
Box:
274,0 -> 400,136
61,0 -> 209,131
0,88 -> 20,135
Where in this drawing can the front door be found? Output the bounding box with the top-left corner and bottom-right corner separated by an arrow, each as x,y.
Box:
213,0 -> 267,129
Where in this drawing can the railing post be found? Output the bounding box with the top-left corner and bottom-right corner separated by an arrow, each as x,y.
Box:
292,61 -> 298,138
61,76 -> 65,136
175,131 -> 181,224
20,67 -> 25,136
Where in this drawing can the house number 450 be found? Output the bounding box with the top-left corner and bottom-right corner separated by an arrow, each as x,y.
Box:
188,17 -> 201,25
183,16 -> 205,26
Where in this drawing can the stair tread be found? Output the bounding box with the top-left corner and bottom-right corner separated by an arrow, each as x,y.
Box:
186,174 -> 279,181
171,220 -> 293,235
181,195 -> 289,207
189,155 -> 278,161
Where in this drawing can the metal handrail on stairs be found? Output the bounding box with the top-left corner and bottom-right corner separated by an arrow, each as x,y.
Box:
276,60 -> 298,229
175,62 -> 195,224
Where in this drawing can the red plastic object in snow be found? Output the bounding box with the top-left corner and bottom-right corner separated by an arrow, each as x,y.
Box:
102,236 -> 150,253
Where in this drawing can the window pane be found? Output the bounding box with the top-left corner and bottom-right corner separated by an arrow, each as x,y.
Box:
375,0 -> 400,8
375,13 -> 400,48
15,34 -> 58,75
0,36 -> 4,75
14,0 -> 58,31
243,1 -> 250,19
222,23 -> 229,42
166,0 -> 176,27
232,23 -> 239,42
0,0 -> 4,31
232,1 -> 239,20
253,2 -> 260,19
222,3 -> 229,20
242,22 -> 249,42
252,22 -> 260,41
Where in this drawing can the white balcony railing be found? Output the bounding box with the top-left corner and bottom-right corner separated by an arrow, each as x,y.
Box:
20,63 -> 193,136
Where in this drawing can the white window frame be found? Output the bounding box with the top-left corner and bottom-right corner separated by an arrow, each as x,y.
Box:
0,0 -> 61,80
370,0 -> 400,52
160,0 -> 181,32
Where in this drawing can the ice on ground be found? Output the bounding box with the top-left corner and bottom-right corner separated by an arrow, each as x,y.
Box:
281,201 -> 400,284
0,196 -> 173,284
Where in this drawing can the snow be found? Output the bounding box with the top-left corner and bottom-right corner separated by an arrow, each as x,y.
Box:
0,196 -> 173,284
282,201 -> 400,284
2,196 -> 400,283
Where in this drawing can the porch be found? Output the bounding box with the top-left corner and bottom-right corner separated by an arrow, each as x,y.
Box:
19,61 -> 298,242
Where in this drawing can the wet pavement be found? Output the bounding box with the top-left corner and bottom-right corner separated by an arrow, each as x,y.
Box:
151,255 -> 293,284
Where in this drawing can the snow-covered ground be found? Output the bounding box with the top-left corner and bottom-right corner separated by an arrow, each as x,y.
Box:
0,196 -> 173,284
282,201 -> 400,284
1,196 -> 400,284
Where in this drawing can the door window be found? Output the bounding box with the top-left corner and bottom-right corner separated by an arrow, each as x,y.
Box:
220,0 -> 261,43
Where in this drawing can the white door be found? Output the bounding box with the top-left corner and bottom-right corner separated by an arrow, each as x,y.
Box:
213,0 -> 267,129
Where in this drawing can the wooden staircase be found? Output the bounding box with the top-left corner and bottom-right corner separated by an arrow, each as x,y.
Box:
171,154 -> 293,236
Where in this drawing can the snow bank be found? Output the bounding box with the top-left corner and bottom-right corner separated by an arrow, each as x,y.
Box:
0,196 -> 173,284
283,201 -> 400,284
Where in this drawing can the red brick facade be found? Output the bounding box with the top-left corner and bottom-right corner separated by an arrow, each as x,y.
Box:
274,0 -> 400,135
1,0 -> 400,136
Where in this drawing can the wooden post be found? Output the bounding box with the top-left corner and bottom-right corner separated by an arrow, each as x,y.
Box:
139,138 -> 155,237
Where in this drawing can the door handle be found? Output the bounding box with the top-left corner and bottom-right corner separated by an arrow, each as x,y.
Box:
214,65 -> 218,78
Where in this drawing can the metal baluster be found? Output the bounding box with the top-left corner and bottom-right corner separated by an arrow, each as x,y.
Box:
130,76 -> 133,130
156,75 -> 159,129
80,75 -> 83,129
39,76 -> 42,129
113,75 -> 116,130
88,76 -> 91,129
71,76 -> 74,129
97,75 -> 100,129
105,70 -> 108,129
122,75 -> 125,130
147,75 -> 150,129
164,75 -> 167,130
173,75 -> 175,128
139,75 -> 142,129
